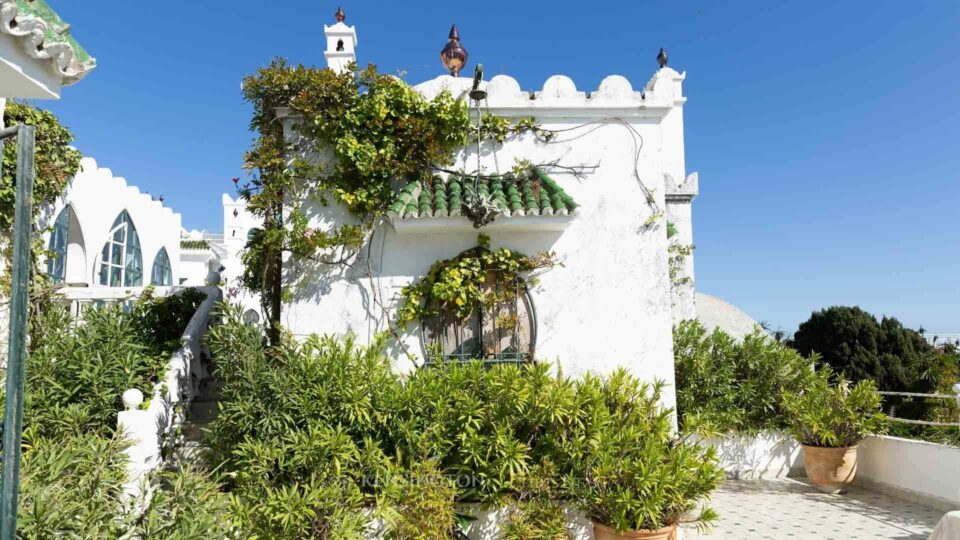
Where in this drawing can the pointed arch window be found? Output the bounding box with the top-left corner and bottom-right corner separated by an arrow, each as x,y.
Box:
151,248 -> 173,286
47,207 -> 71,283
98,211 -> 143,287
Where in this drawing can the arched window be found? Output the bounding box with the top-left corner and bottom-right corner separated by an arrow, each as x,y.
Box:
422,270 -> 537,364
151,248 -> 173,286
98,211 -> 143,287
47,207 -> 70,283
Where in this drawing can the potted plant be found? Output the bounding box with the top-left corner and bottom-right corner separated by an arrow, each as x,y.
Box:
782,368 -> 886,493
570,375 -> 724,540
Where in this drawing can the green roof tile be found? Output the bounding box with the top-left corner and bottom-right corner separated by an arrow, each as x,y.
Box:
390,169 -> 578,223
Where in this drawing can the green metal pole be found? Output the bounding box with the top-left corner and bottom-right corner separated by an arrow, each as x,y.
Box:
0,124 -> 35,539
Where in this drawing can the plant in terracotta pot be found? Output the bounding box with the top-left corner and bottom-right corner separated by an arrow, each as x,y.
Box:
569,374 -> 724,540
782,368 -> 887,493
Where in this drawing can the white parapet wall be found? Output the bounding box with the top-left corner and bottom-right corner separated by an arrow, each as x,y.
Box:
697,431 -> 804,479
858,435 -> 960,511
699,431 -> 960,511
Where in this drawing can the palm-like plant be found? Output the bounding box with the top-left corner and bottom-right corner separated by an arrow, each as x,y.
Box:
781,368 -> 887,448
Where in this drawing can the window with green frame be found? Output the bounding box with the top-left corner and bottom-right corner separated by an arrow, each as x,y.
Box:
151,247 -> 173,286
47,206 -> 70,283
97,210 -> 143,287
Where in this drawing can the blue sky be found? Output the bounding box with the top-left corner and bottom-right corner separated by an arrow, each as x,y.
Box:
38,1 -> 960,333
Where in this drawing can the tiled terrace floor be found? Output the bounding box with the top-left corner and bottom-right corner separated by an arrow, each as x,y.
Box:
687,478 -> 945,539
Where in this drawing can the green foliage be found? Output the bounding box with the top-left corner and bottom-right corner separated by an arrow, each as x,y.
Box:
17,432 -> 131,539
240,60 -> 550,338
377,460 -> 457,540
568,377 -> 723,532
205,306 -> 723,536
1,102 -> 83,292
18,290 -> 203,438
791,306 -> 943,420
674,320 -> 815,435
397,234 -> 557,325
1,101 -> 82,235
781,368 -> 887,448
135,466 -> 237,539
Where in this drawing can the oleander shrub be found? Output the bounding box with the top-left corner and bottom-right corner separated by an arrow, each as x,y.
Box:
1,288 -> 209,535
781,368 -> 887,448
20,289 -> 204,438
674,320 -> 815,435
205,305 -> 723,537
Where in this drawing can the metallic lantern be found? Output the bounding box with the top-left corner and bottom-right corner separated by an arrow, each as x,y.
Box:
440,25 -> 468,77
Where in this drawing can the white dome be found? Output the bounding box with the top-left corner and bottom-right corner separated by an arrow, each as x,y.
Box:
696,292 -> 761,339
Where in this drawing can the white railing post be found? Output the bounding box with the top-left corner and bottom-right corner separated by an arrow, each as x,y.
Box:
116,389 -> 159,505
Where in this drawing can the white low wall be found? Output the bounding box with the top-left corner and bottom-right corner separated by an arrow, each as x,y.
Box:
858,436 -> 960,511
697,432 -> 804,479
701,431 -> 960,511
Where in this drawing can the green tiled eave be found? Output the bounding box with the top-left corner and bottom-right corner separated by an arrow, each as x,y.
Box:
181,240 -> 210,251
1,0 -> 96,84
388,169 -> 578,221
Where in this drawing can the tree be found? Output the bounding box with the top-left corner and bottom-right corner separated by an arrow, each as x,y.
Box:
791,306 -> 942,420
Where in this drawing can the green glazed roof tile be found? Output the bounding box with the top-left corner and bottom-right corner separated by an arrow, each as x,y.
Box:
390,168 -> 578,223
2,0 -> 97,85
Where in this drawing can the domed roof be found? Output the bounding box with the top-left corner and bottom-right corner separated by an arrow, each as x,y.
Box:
696,292 -> 761,339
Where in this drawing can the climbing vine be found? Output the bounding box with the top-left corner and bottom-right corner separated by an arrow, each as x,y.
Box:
1,101 -> 83,293
240,60 -> 562,339
396,234 -> 558,326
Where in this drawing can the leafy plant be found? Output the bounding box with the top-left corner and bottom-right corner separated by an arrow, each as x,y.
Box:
781,368 -> 887,448
1,102 -> 83,275
674,320 -> 815,435
569,376 -> 723,532
791,306 -> 943,420
377,460 -> 457,540
135,466 -> 236,539
396,234 -> 557,326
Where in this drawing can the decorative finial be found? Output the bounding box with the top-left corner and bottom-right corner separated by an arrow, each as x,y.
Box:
440,24 -> 469,77
335,6 -> 346,23
657,47 -> 668,69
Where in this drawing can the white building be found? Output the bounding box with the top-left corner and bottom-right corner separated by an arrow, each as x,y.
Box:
44,157 -> 184,288
246,13 -> 707,414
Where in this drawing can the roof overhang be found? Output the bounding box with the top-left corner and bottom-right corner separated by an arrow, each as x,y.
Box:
0,0 -> 95,99
390,214 -> 575,235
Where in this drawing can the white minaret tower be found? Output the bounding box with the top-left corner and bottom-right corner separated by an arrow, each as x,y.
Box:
325,7 -> 357,74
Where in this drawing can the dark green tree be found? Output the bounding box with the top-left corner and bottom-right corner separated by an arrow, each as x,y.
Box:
791,306 -> 942,419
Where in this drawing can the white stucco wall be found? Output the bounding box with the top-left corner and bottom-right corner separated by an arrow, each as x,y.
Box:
279,69 -> 695,411
43,157 -> 183,287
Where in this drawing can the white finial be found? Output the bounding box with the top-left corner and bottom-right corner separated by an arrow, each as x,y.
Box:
123,389 -> 144,411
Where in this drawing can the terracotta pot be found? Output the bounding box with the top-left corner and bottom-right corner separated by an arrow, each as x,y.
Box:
802,444 -> 858,493
593,522 -> 677,540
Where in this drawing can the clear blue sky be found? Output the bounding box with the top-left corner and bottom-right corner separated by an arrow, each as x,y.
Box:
38,1 -> 960,333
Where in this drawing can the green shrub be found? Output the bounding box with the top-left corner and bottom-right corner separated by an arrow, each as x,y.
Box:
674,320 -> 815,435
376,460 -> 457,540
205,305 -> 724,537
17,433 -> 131,539
1,289 -> 207,534
134,466 -> 236,539
791,306 -> 943,420
569,377 -> 723,532
781,368 -> 887,448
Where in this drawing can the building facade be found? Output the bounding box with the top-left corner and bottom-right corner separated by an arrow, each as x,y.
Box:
264,16 -> 702,413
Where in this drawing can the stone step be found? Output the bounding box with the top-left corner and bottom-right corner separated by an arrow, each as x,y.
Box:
190,400 -> 219,424
169,440 -> 209,470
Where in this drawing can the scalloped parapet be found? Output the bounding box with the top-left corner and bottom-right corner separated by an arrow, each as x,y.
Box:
412,68 -> 685,117
75,157 -> 180,221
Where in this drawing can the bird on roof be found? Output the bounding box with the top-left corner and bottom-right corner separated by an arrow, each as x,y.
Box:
657,48 -> 668,69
